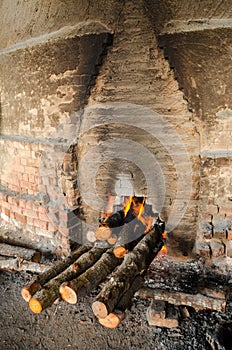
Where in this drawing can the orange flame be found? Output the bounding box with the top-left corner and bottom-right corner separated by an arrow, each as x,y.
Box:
161,245 -> 168,254
123,196 -> 133,218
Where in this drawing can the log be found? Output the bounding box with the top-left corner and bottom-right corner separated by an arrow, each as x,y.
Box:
94,226 -> 112,241
91,222 -> 165,319
21,245 -> 89,302
0,243 -> 41,262
59,248 -> 123,304
98,275 -> 144,329
135,287 -> 227,312
113,219 -> 146,258
107,234 -> 117,245
28,246 -> 107,313
0,256 -> 50,274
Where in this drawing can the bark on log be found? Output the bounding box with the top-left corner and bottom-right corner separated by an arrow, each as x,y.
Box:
28,246 -> 107,313
0,256 -> 50,274
113,219 -> 146,258
59,248 -> 123,304
0,243 -> 41,262
92,222 -> 165,319
21,245 -> 89,302
98,275 -> 144,328
135,287 -> 227,312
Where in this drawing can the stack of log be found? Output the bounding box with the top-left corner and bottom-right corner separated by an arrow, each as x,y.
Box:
21,209 -> 166,328
0,241 -> 49,273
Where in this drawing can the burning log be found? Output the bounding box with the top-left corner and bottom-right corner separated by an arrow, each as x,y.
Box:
0,243 -> 41,262
113,219 -> 146,258
21,245 -> 89,302
98,275 -> 144,329
28,246 -> 107,313
91,222 -> 165,319
59,248 -> 123,304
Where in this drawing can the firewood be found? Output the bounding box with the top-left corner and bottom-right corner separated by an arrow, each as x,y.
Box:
98,275 -> 144,328
86,230 -> 97,243
98,311 -> 125,329
107,234 -> 117,245
104,210 -> 124,228
135,287 -> 227,312
94,226 -> 112,241
21,245 -> 89,302
0,256 -> 50,273
0,243 -> 41,262
91,222 -> 165,319
113,219 -> 146,258
28,246 -> 107,313
59,248 -> 123,304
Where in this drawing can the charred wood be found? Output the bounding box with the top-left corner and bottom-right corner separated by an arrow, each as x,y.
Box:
135,287 -> 227,312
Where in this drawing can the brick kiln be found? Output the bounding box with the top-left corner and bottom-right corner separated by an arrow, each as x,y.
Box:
0,0 -> 231,336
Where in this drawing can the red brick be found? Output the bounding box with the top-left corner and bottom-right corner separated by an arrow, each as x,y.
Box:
25,201 -> 33,209
19,198 -> 27,208
20,180 -> 29,189
15,213 -> 27,224
13,163 -> 25,173
12,197 -> 19,206
2,201 -> 10,210
8,184 -> 19,191
27,216 -> 34,226
21,158 -> 27,166
27,158 -> 38,167
25,166 -> 39,175
3,208 -> 10,217
22,174 -> 29,182
11,205 -> 22,214
37,206 -> 48,214
38,212 -> 50,222
34,219 -> 48,230
23,209 -> 38,219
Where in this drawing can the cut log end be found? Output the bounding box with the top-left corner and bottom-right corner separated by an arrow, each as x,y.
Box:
107,235 -> 117,245
59,284 -> 77,304
98,312 -> 125,329
113,246 -> 128,259
94,226 -> 112,241
21,282 -> 41,302
29,298 -> 43,314
21,286 -> 32,302
86,230 -> 97,243
92,300 -> 108,319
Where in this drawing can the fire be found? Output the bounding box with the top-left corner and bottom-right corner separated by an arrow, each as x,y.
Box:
161,231 -> 167,254
98,194 -> 165,248
123,196 -> 133,218
161,245 -> 168,254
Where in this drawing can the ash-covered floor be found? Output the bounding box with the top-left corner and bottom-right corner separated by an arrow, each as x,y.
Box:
0,264 -> 232,350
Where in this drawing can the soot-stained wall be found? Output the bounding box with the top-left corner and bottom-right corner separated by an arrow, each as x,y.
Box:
0,0 -> 231,261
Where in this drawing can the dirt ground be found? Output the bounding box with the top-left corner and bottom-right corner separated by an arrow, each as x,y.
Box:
0,268 -> 232,350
